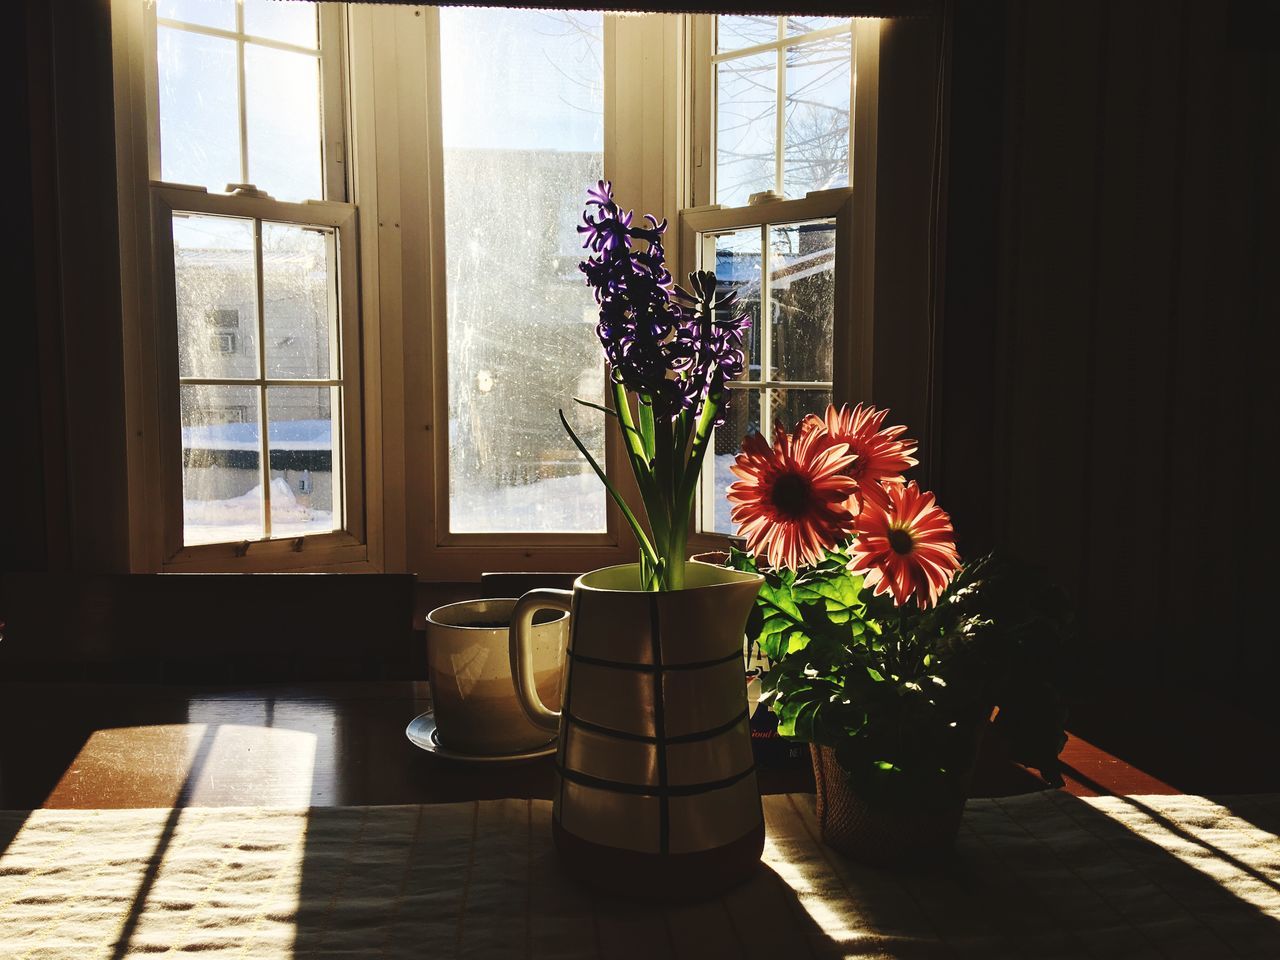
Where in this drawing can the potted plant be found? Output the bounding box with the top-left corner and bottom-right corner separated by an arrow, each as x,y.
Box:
509,183 -> 765,899
717,404 -> 1071,865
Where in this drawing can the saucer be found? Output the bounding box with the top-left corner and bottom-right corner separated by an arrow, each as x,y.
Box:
405,711 -> 558,762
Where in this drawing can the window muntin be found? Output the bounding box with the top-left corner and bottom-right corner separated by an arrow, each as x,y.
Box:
156,0 -> 326,201
438,8 -> 607,534
712,17 -> 852,205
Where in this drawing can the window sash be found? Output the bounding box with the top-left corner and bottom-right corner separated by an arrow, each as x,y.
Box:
680,189 -> 853,538
711,18 -> 854,202
422,6 -> 622,551
144,2 -> 347,202
136,3 -> 364,569
151,186 -> 365,567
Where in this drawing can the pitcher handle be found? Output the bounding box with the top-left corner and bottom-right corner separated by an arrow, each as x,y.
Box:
510,588 -> 572,733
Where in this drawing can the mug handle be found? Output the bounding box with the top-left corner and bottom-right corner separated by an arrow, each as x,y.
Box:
509,588 -> 572,733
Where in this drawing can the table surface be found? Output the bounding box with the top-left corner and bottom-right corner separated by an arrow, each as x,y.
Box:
0,681 -> 1256,811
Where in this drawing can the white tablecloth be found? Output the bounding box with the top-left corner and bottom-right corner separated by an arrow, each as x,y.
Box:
2,791 -> 1278,958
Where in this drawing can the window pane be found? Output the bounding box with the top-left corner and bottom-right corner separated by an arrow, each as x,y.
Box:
783,36 -> 851,198
769,220 -> 836,382
174,214 -> 259,379
245,44 -> 323,201
718,16 -> 778,53
267,386 -> 338,538
181,384 -> 263,545
440,9 -> 606,534
771,387 -> 833,436
244,0 -> 318,48
262,222 -> 335,379
157,0 -> 235,31
158,27 -> 240,192
717,53 -> 777,207
785,16 -> 849,36
713,228 -> 763,377
706,388 -> 762,535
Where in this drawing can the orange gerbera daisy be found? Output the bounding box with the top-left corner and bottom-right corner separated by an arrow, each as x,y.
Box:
727,423 -> 860,572
803,403 -> 919,508
847,481 -> 961,609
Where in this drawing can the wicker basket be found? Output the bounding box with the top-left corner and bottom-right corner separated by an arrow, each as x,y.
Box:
809,741 -> 976,866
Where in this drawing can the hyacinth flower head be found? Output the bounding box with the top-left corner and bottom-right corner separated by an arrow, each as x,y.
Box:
578,182 -> 749,423
564,183 -> 753,592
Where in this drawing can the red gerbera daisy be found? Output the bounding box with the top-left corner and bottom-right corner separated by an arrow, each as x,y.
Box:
803,403 -> 919,508
847,481 -> 961,609
727,423 -> 860,572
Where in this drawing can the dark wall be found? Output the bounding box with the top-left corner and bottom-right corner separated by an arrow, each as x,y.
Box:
939,0 -> 1279,694
8,0 -> 130,575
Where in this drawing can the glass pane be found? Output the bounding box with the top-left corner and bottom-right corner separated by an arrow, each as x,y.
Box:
157,0 -> 235,31
768,220 -> 837,382
267,386 -> 338,538
705,388 -> 762,535
717,53 -> 778,207
771,387 -> 833,436
713,228 -> 763,378
717,16 -> 779,53
786,16 -> 849,36
173,214 -> 259,379
244,0 -> 318,48
245,44 -> 323,201
262,222 -> 335,379
783,36 -> 851,198
158,27 -> 240,192
440,8 -> 606,534
181,385 -> 263,545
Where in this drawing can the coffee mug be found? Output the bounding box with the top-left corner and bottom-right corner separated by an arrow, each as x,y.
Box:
426,598 -> 569,755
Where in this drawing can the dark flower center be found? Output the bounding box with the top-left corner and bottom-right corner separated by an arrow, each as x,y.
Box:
770,472 -> 812,519
887,526 -> 914,555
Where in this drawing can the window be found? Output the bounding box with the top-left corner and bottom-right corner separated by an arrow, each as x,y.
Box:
686,15 -> 873,539
114,5 -> 877,575
142,0 -> 365,567
713,15 -> 853,206
435,8 -> 607,537
682,195 -> 849,535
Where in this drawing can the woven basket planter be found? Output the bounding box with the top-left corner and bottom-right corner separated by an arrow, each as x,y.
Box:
809,727 -> 984,866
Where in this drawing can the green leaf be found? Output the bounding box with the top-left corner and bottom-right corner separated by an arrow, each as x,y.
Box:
572,396 -> 645,445
558,409 -> 658,569
785,630 -> 811,655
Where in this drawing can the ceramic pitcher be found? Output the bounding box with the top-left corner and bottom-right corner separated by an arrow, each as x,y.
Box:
510,560 -> 764,900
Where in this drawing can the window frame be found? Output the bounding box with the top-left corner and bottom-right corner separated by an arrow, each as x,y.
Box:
150,185 -> 365,568
111,5 -> 878,579
423,6 -> 621,553
115,0 -> 379,572
409,9 -> 684,582
684,14 -> 880,549
679,189 -> 856,536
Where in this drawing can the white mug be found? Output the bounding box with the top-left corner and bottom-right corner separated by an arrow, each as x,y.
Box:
426,598 -> 568,755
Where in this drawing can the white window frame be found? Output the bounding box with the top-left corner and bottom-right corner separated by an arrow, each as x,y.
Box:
151,186 -> 364,567
110,6 -> 878,579
113,0 -> 379,572
684,14 -> 880,548
407,10 -> 685,582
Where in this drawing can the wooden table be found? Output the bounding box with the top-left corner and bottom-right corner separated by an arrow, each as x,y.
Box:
0,682 -> 1263,811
